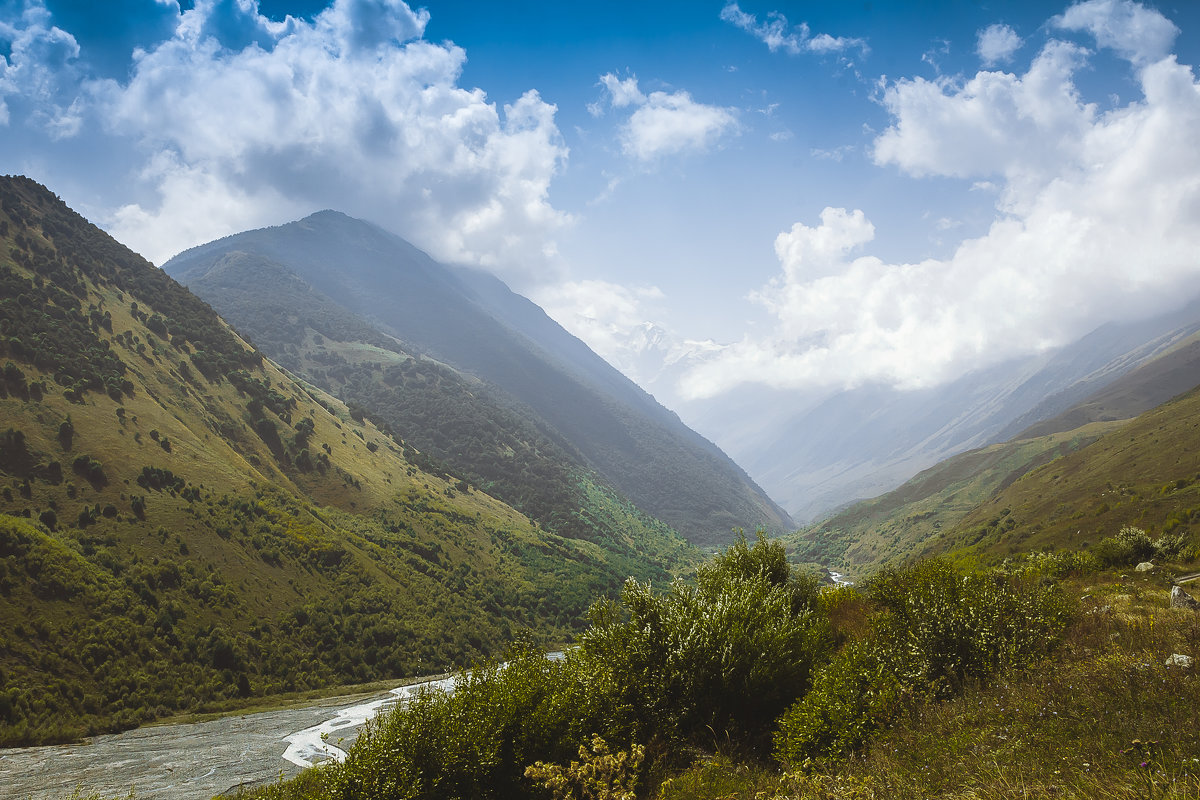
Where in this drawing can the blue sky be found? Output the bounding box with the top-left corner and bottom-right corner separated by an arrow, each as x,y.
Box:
4,0 -> 1200,411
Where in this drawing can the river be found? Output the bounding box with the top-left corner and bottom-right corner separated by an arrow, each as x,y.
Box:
0,675 -> 456,800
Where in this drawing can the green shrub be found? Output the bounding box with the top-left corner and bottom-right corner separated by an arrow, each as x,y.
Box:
866,559 -> 1071,697
1095,525 -> 1190,566
525,734 -> 644,800
1014,548 -> 1099,578
328,643 -> 582,800
71,455 -> 107,488
577,532 -> 828,743
773,637 -> 907,767
775,559 -> 1072,767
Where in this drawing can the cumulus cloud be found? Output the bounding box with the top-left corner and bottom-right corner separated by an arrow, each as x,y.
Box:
1053,0 -> 1178,65
4,0 -> 570,279
976,23 -> 1022,65
0,2 -> 82,132
719,2 -> 867,57
680,0 -> 1200,399
593,72 -> 739,162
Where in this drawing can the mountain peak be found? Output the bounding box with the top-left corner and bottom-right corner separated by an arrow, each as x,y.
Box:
164,212 -> 793,544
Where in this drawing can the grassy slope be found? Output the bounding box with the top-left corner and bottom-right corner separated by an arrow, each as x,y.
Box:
0,177 -> 694,745
788,422 -> 1119,577
920,383 -> 1200,564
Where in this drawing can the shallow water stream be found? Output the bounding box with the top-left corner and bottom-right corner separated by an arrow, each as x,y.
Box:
0,676 -> 454,800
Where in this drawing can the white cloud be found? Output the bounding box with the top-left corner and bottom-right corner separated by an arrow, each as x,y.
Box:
872,40 -> 1094,196
623,91 -> 739,162
597,72 -> 645,109
1053,0 -> 1179,65
719,2 -> 867,57
810,144 -> 853,161
6,0 -> 570,280
534,279 -> 665,368
594,72 -> 739,162
0,2 -> 82,132
681,0 -> 1200,399
976,23 -> 1022,65
535,278 -> 724,396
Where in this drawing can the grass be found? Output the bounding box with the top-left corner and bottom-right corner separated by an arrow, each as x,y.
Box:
789,423 -> 1118,577
667,565 -> 1200,800
934,384 -> 1200,564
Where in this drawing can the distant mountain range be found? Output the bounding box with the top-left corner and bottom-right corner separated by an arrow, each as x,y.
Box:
163,211 -> 791,546
790,318 -> 1200,575
653,295 -> 1200,524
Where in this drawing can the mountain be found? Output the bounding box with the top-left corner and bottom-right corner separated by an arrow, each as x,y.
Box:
0,176 -> 693,745
791,329 -> 1200,575
162,211 -> 790,546
672,295 -> 1200,524
921,378 -> 1200,564
788,422 -> 1120,575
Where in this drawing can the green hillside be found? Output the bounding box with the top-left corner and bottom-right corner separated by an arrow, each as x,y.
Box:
175,250 -> 683,556
790,423 -> 1119,577
0,176 -> 694,745
921,381 -> 1200,562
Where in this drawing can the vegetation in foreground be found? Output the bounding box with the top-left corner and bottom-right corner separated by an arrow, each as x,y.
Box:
211,531 -> 1200,800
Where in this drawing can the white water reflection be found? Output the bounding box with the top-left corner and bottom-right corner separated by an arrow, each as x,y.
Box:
281,676 -> 456,767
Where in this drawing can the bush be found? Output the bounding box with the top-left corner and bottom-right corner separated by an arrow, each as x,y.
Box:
577,531 -> 828,744
525,735 -> 644,800
328,643 -> 581,800
71,455 -> 107,488
775,559 -> 1072,766
326,533 -> 830,800
773,638 -> 907,766
1095,526 -> 1189,566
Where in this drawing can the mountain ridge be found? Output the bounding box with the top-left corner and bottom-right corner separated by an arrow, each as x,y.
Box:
164,211 -> 790,546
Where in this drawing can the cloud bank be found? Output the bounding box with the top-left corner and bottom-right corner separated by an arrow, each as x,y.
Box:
681,0 -> 1200,399
1,0 -> 570,279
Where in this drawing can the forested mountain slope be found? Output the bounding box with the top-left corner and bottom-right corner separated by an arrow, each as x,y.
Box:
164,211 -> 790,545
0,176 -> 693,745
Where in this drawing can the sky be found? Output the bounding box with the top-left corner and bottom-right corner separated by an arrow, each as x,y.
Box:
3,0 -> 1200,411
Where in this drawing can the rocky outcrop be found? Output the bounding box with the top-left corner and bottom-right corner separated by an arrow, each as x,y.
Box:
1170,585 -> 1200,610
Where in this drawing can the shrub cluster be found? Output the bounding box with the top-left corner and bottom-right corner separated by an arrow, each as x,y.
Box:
773,558 -> 1072,766
314,547 -> 1075,800
326,533 -> 827,800
1094,525 -> 1187,567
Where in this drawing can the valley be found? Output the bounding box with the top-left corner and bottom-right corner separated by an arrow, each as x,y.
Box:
5,1 -> 1200,798
0,177 -> 696,748
6,173 -> 1200,799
